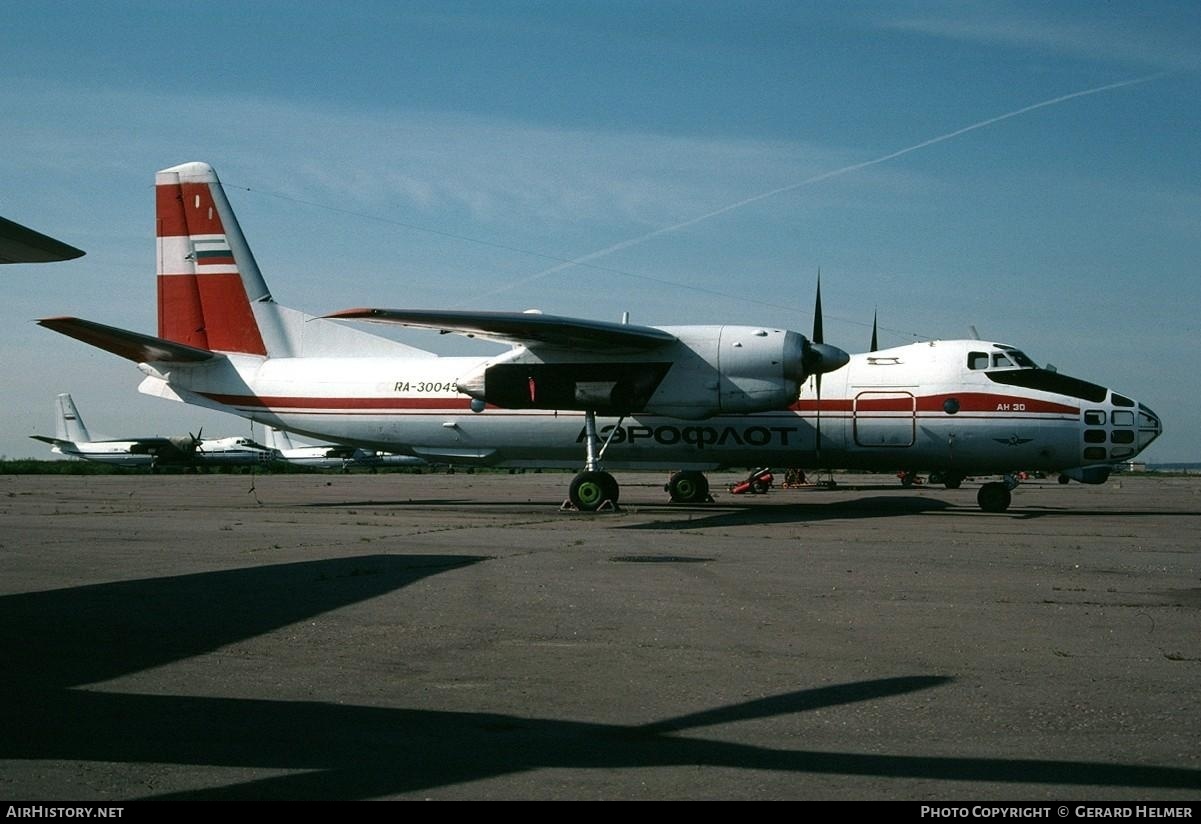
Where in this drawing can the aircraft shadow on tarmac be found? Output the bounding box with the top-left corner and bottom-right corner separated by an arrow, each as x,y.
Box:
290,485 -> 1200,524
297,493 -> 958,518
624,496 -> 957,529
2,555 -> 1199,799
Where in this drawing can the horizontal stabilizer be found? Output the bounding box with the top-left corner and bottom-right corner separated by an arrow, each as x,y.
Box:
30,435 -> 69,447
324,308 -> 677,351
37,317 -> 217,363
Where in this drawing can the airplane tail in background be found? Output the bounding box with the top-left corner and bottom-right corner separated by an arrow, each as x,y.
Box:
264,427 -> 297,451
155,162 -> 271,356
55,393 -> 91,443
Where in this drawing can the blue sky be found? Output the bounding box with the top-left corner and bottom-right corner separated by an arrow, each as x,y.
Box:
2,1 -> 1198,462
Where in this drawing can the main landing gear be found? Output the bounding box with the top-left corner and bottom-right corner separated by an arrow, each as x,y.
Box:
565,410 -> 621,512
977,474 -> 1020,513
665,470 -> 711,503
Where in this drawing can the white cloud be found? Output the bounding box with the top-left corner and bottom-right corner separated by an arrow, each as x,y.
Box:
879,6 -> 1201,73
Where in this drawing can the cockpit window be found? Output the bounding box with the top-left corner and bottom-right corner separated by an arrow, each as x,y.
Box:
972,349 -> 1036,371
1008,350 -> 1036,368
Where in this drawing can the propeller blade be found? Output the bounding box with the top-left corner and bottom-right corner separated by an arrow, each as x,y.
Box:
812,272 -> 823,345
870,309 -> 878,352
801,274 -> 848,377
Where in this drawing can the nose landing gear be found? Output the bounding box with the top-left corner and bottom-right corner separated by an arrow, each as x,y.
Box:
977,473 -> 1020,512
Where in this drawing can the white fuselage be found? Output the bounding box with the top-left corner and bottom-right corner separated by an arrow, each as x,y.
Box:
49,441 -> 159,467
48,437 -> 276,467
143,339 -> 1161,475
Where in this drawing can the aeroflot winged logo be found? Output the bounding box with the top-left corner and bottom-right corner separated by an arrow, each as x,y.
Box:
994,435 -> 1035,446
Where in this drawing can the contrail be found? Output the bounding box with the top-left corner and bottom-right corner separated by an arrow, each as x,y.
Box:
476,73 -> 1165,300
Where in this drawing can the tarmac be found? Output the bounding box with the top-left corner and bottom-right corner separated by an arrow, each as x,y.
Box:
1,470 -> 1198,800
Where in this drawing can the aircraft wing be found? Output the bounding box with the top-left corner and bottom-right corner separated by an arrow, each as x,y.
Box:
125,438 -> 189,457
37,317 -> 217,363
324,308 -> 677,351
0,216 -> 85,263
32,434 -> 189,456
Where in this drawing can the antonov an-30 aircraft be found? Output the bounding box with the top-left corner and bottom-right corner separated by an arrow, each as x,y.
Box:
31,393 -> 277,468
39,162 -> 1161,511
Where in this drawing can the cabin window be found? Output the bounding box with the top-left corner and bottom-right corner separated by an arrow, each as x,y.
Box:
1083,447 -> 1107,460
1112,410 -> 1134,427
991,353 -> 1014,368
1111,430 -> 1135,444
1111,393 -> 1135,407
1084,410 -> 1106,425
968,352 -> 989,370
1084,430 -> 1106,443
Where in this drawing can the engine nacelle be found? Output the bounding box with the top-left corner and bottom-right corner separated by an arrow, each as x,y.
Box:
455,325 -> 845,419
711,326 -> 808,413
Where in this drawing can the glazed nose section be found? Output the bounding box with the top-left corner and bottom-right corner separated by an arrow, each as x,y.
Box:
1136,403 -> 1162,453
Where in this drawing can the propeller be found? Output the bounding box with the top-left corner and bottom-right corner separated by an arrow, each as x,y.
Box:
870,308 -> 878,352
800,276 -> 851,480
166,428 -> 203,457
811,275 -> 825,473
799,275 -> 849,379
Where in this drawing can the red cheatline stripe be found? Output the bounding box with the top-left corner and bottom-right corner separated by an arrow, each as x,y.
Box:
198,392 -> 1078,417
790,398 -> 854,412
791,392 -> 1077,415
199,393 -> 475,410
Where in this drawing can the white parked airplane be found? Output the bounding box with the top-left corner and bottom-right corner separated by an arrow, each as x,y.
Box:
31,393 -> 278,468
39,162 -> 1161,510
264,427 -> 426,469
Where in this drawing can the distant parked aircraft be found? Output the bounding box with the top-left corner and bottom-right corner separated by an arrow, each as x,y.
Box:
31,393 -> 277,468
265,427 -> 426,469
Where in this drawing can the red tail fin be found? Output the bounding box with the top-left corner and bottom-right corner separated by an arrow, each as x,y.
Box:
155,162 -> 268,355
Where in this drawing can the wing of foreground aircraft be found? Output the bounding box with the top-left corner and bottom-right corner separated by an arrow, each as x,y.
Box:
326,308 -> 678,351
0,215 -> 85,264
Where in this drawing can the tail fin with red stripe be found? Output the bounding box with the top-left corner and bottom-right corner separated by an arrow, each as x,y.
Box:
152,162 -> 431,361
155,162 -> 270,355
